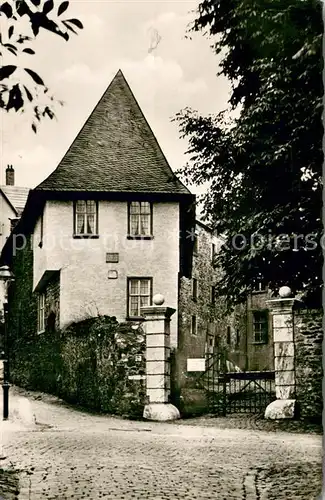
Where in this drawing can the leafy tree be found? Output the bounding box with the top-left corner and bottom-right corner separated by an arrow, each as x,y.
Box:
176,0 -> 323,308
0,0 -> 83,131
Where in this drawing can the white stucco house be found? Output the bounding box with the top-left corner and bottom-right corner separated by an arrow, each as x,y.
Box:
1,70 -> 196,348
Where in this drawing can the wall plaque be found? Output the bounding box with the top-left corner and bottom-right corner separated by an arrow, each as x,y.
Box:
106,253 -> 119,263
187,358 -> 206,372
107,270 -> 118,279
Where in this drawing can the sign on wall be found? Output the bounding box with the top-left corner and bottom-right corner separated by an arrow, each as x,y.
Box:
106,253 -> 119,263
187,358 -> 206,372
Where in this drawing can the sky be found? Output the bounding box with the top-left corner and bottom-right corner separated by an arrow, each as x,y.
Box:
0,0 -> 230,197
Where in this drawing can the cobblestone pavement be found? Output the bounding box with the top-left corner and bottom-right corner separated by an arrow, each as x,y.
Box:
0,388 -> 322,499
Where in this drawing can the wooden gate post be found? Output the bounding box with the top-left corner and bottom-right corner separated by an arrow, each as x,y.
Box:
141,294 -> 180,421
265,286 -> 298,419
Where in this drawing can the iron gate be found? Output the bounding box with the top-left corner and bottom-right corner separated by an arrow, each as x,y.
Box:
205,348 -> 275,416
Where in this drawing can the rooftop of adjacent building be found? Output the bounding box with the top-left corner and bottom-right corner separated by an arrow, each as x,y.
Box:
0,166 -> 30,216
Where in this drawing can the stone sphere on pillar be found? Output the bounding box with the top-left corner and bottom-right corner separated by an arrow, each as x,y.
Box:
279,286 -> 292,298
153,294 -> 165,306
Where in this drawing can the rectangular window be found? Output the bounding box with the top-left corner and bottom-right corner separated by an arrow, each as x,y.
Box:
211,285 -> 216,305
193,233 -> 199,254
211,243 -> 216,265
128,202 -> 152,237
38,293 -> 45,333
38,212 -> 44,248
253,310 -> 268,343
127,278 -> 152,318
227,326 -> 231,345
191,315 -> 197,335
236,328 -> 240,347
74,200 -> 98,236
192,278 -> 198,301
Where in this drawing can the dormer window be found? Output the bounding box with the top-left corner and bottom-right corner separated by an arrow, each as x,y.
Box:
74,200 -> 98,237
128,202 -> 153,239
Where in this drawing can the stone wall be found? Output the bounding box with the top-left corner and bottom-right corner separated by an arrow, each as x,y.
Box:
8,234 -> 37,343
294,307 -> 323,421
10,316 -> 146,418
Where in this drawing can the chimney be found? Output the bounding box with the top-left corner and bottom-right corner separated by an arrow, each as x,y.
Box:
6,165 -> 14,186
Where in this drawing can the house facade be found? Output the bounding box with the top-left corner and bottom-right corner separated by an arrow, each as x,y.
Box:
228,287 -> 274,371
1,70 -> 195,351
177,222 -> 274,374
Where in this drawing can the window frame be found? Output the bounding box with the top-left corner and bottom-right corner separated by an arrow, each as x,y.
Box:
211,285 -> 216,305
192,277 -> 198,301
127,201 -> 153,239
252,309 -> 269,344
38,212 -> 44,248
193,233 -> 199,255
227,326 -> 231,345
127,277 -> 153,319
37,292 -> 45,334
191,315 -> 197,335
235,328 -> 240,347
73,200 -> 99,238
211,243 -> 216,266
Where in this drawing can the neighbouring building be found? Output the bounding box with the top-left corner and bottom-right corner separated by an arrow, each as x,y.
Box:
178,221 -> 275,374
0,166 -> 29,250
0,166 -> 29,312
177,221 -> 223,359
228,286 -> 274,371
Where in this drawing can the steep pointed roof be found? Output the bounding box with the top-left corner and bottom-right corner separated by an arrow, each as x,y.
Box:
36,70 -> 190,196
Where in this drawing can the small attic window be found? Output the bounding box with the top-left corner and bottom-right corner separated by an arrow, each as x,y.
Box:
10,218 -> 19,232
73,200 -> 98,237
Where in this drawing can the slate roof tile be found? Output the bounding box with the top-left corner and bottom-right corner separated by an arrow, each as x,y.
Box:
36,70 -> 191,196
0,186 -> 30,215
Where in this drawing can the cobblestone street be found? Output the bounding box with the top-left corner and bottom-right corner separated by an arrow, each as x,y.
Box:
0,389 -> 322,499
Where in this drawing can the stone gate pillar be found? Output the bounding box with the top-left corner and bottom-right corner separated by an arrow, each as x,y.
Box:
141,294 -> 180,421
265,286 -> 298,419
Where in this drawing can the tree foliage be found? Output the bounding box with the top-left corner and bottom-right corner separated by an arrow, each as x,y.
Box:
176,0 -> 323,308
0,0 -> 83,131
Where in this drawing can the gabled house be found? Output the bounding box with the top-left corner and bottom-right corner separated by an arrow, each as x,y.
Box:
0,167 -> 29,314
0,70 -> 273,397
0,166 -> 29,250
1,70 -> 195,349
